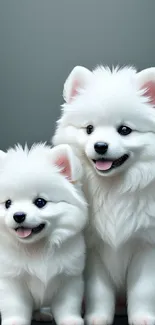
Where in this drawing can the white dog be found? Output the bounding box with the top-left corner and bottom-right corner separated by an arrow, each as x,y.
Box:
0,143 -> 87,325
53,65 -> 155,325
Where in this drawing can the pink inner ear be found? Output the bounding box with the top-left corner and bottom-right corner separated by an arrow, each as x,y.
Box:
55,156 -> 71,180
142,81 -> 155,105
69,79 -> 79,103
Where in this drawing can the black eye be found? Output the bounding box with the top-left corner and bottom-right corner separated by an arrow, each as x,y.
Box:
5,199 -> 12,209
117,125 -> 132,136
33,198 -> 47,209
86,125 -> 94,135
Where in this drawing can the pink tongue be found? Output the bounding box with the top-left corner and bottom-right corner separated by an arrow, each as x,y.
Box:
95,160 -> 113,171
16,228 -> 32,238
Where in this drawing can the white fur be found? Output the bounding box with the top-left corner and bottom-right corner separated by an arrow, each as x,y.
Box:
0,143 -> 87,325
52,66 -> 155,325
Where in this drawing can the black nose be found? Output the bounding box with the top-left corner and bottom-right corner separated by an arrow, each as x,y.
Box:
13,212 -> 26,224
94,142 -> 108,154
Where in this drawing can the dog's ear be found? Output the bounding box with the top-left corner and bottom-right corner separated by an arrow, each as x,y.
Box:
137,68 -> 155,106
63,66 -> 92,103
50,145 -> 82,183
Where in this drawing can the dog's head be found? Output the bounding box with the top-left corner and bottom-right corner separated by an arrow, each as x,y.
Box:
53,66 -> 155,177
0,144 -> 85,244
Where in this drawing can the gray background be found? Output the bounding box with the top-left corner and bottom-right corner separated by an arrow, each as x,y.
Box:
0,0 -> 155,150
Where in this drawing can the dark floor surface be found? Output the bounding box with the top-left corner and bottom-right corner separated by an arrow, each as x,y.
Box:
32,316 -> 128,325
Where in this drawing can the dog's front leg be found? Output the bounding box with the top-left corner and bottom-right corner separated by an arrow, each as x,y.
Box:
85,249 -> 115,325
51,275 -> 84,325
128,247 -> 155,325
0,278 -> 33,325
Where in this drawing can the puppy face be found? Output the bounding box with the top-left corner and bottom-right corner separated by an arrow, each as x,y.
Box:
53,66 -> 155,177
0,144 -> 84,244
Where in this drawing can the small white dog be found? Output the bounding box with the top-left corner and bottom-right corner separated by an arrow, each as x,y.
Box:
0,143 -> 87,325
53,65 -> 155,325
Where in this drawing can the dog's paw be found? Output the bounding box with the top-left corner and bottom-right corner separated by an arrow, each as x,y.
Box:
85,314 -> 111,325
2,317 -> 29,325
33,310 -> 53,322
129,314 -> 155,325
59,316 -> 84,325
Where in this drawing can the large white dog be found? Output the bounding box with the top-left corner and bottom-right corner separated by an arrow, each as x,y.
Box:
0,143 -> 87,325
53,65 -> 155,325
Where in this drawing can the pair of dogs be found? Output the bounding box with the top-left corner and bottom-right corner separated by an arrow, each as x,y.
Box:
1,65 -> 155,325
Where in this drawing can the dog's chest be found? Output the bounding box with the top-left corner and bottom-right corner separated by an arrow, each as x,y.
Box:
93,192 -> 135,246
85,176 -> 154,247
27,273 -> 61,308
20,252 -> 64,307
99,242 -> 133,288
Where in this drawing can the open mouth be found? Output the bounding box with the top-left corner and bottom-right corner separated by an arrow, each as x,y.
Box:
15,223 -> 45,239
92,154 -> 129,172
